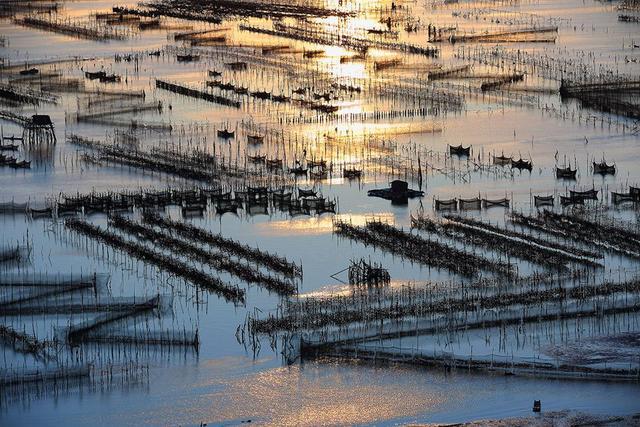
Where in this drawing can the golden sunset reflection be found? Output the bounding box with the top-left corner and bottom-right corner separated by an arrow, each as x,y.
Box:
211,364 -> 447,426
256,213 -> 395,236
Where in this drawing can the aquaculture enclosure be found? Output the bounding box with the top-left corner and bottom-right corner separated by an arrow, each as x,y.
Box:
1,0 -> 640,424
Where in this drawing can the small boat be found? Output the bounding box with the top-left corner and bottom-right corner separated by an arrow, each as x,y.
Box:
631,186 -> 640,201
247,203 -> 268,216
248,154 -> 266,164
266,159 -> 283,170
29,206 -> 53,218
10,160 -> 30,169
217,129 -> 235,139
225,61 -> 247,71
569,188 -> 598,201
252,90 -> 271,100
99,74 -> 120,83
208,70 -> 222,77
298,188 -> 317,198
182,204 -> 205,217
139,19 -> 160,30
310,169 -> 328,180
303,50 -> 325,58
0,144 -> 19,151
216,203 -> 239,215
367,180 -> 424,204
317,201 -> 336,214
611,192 -> 634,205
19,68 -> 39,76
177,54 -> 199,62
449,144 -> 470,156
233,86 -> 248,95
289,166 -> 307,176
247,135 -> 264,145
247,186 -> 269,196
84,70 -> 107,80
307,159 -> 327,168
493,154 -> 512,166
556,166 -> 577,179
534,195 -> 554,207
57,204 -> 81,216
292,88 -> 306,95
560,195 -> 584,206
272,191 -> 292,204
511,158 -> 532,171
148,50 -> 161,56
272,94 -> 290,103
343,168 -> 362,179
593,161 -> 616,175
0,156 -> 17,166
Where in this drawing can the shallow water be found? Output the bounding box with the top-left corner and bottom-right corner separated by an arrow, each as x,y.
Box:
1,0 -> 640,424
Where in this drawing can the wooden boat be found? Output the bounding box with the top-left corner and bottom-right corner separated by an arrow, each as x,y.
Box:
310,169 -> 328,180
247,135 -> 264,145
225,61 -> 247,70
560,195 -> 584,206
252,90 -> 271,100
216,203 -> 239,215
511,158 -> 532,171
298,188 -> 317,198
493,154 -> 512,166
19,68 -> 39,76
569,188 -> 598,201
182,204 -> 205,217
534,195 -> 554,207
1,156 -> 17,166
593,161 -> 616,175
217,129 -> 235,139
57,204 -> 81,216
317,201 -> 336,214
177,54 -> 199,62
10,160 -> 31,169
307,159 -> 327,168
289,166 -> 307,176
248,154 -> 266,164
84,71 -> 106,80
272,191 -> 292,204
0,202 -> 28,213
343,168 -> 362,179
266,159 -> 282,170
611,192 -> 634,205
556,166 -> 577,179
449,144 -> 471,156
29,206 -> 53,218
99,74 -> 121,83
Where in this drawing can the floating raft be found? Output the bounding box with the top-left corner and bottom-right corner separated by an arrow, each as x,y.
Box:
368,180 -> 424,204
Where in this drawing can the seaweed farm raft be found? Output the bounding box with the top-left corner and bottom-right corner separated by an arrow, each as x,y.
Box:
1,0 -> 640,425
